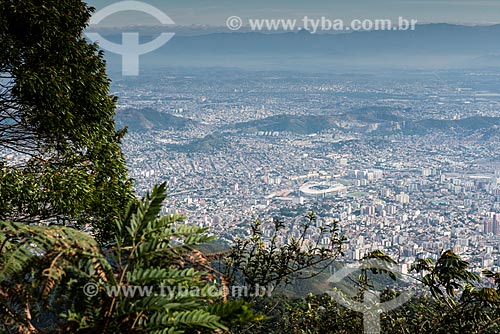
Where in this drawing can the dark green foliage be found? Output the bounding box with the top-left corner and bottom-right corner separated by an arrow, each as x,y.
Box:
0,183 -> 257,333
0,0 -> 133,240
222,213 -> 346,296
236,250 -> 500,334
412,249 -> 480,300
404,250 -> 500,333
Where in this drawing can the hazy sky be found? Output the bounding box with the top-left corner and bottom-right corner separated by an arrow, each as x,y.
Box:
85,0 -> 500,27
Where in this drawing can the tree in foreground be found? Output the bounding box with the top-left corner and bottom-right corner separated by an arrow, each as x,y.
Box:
0,0 -> 133,241
0,2 -> 257,332
230,249 -> 500,334
0,183 -> 257,333
222,213 -> 346,295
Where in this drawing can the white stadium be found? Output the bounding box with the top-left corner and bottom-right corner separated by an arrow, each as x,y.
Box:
299,181 -> 347,198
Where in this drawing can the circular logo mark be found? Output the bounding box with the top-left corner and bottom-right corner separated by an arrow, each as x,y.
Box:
85,1 -> 176,76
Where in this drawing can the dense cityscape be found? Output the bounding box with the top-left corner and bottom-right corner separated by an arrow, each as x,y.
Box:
110,68 -> 500,273
4,1 -> 500,332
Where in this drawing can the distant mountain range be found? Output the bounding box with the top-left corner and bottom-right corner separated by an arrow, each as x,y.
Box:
115,108 -> 196,131
93,24 -> 500,71
234,114 -> 340,135
168,112 -> 500,152
231,106 -> 500,135
161,24 -> 500,56
118,106 -> 500,153
465,55 -> 500,68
